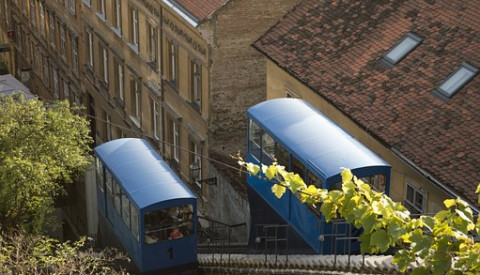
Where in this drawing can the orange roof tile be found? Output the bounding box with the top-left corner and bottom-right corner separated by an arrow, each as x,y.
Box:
172,0 -> 230,21
254,0 -> 480,206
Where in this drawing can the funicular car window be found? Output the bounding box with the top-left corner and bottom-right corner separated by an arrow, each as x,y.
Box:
306,170 -> 321,188
106,171 -> 113,203
262,132 -> 275,165
361,174 -> 386,192
122,193 -> 131,228
131,204 -> 139,241
275,142 -> 289,168
96,158 -> 104,192
144,204 -> 194,244
113,180 -> 121,214
249,120 -> 262,161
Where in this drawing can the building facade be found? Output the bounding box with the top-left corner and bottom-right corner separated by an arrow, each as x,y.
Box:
1,0 -> 299,238
159,0 -> 300,229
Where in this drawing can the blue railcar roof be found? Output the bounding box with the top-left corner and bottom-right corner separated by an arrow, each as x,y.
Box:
94,138 -> 196,209
247,99 -> 390,183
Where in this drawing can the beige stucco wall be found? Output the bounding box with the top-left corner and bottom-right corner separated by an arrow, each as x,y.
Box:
266,60 -> 450,213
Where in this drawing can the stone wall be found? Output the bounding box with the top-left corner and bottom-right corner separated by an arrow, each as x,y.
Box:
205,163 -> 250,242
206,0 -> 301,160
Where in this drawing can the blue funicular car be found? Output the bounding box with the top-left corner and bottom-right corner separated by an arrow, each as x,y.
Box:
246,98 -> 391,254
94,138 -> 197,273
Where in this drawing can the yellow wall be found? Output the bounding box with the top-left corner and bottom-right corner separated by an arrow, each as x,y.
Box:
266,60 -> 449,213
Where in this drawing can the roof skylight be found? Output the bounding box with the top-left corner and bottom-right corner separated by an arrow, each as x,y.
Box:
433,63 -> 478,100
382,33 -> 422,66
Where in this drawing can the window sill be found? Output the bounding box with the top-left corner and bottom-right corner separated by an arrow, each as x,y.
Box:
98,79 -> 108,91
128,43 -> 139,54
112,27 -> 122,37
113,97 -> 125,108
96,13 -> 106,21
188,101 -> 201,114
129,115 -> 141,128
147,61 -> 158,71
166,80 -> 178,91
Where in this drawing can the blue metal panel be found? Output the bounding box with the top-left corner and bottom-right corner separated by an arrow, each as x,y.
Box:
94,139 -> 196,209
140,199 -> 198,272
247,98 -> 391,186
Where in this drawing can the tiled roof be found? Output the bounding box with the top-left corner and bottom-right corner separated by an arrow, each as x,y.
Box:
172,0 -> 230,21
254,0 -> 480,206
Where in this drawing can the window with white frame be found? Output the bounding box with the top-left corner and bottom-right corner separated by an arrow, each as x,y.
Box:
191,60 -> 201,110
97,0 -> 105,17
98,43 -> 108,83
114,61 -> 124,100
168,40 -> 178,87
151,99 -> 160,139
129,76 -> 140,123
39,2 -> 45,36
22,0 -> 27,14
53,69 -> 59,99
63,80 -> 69,101
30,0 -> 36,25
73,91 -> 82,107
404,182 -> 425,214
148,23 -> 157,64
102,46 -> 108,83
129,7 -> 139,48
42,56 -> 49,87
49,12 -> 55,46
71,36 -> 78,74
113,0 -> 122,34
105,111 -> 112,140
173,121 -> 179,163
60,26 -> 66,59
286,90 -> 299,98
86,29 -> 93,68
190,139 -> 202,184
68,0 -> 75,14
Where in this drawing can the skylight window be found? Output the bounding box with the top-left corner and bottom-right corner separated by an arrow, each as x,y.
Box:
382,33 -> 422,66
433,63 -> 478,100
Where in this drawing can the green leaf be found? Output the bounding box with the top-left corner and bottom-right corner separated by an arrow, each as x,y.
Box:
290,174 -> 306,193
360,212 -> 378,233
341,168 -> 353,183
320,201 -> 335,222
393,249 -> 413,272
246,163 -> 260,175
432,251 -> 451,275
421,216 -> 436,232
388,219 -> 407,241
411,267 -> 429,275
359,232 -> 372,254
455,209 -> 473,225
264,165 -> 277,180
342,178 -> 356,196
444,199 -> 457,209
271,183 -> 286,199
434,210 -> 448,223
370,229 -> 390,253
